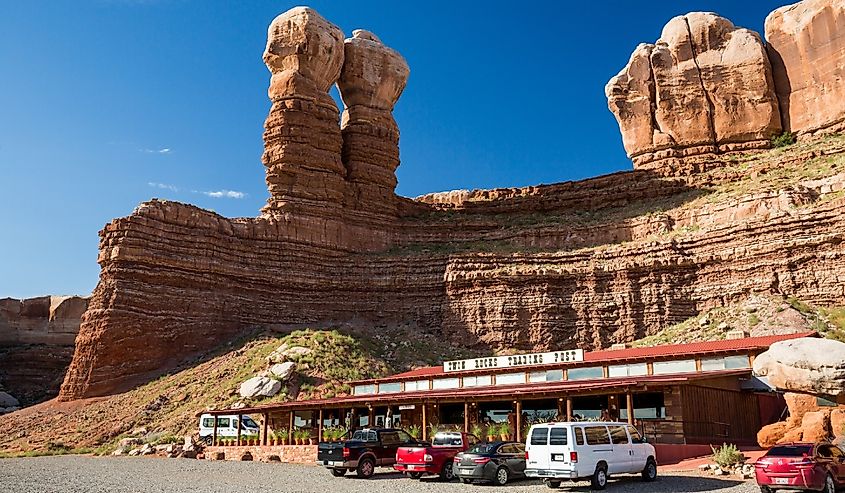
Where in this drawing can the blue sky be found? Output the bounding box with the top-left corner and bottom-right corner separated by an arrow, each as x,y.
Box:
0,0 -> 785,298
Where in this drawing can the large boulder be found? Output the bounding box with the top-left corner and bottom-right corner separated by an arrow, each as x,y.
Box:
0,391 -> 19,408
753,337 -> 845,400
268,362 -> 295,381
239,376 -> 282,399
606,12 -> 780,168
766,0 -> 845,134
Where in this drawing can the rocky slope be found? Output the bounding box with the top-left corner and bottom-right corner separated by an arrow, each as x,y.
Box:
59,1 -> 845,401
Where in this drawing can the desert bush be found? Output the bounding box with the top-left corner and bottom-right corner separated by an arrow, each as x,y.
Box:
711,443 -> 745,468
771,131 -> 796,148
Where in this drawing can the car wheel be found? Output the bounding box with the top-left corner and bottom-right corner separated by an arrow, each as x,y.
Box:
641,458 -> 657,482
440,461 -> 455,481
409,472 -> 423,479
356,457 -> 375,479
461,478 -> 472,484
546,480 -> 562,489
494,467 -> 509,486
330,468 -> 346,477
823,474 -> 835,493
591,464 -> 608,490
202,436 -> 212,445
759,486 -> 773,493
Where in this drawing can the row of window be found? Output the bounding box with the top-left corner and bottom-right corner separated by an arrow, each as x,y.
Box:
352,355 -> 751,396
529,424 -> 645,446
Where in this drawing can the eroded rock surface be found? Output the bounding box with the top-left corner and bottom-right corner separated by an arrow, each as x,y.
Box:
766,0 -> 845,134
606,12 -> 780,169
753,337 -> 845,399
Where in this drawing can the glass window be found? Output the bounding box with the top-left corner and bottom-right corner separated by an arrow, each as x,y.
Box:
549,427 -> 567,445
652,359 -> 696,375
404,379 -> 429,392
217,417 -> 230,428
575,427 -> 585,445
496,373 -> 525,385
567,366 -> 604,381
724,355 -> 750,369
468,443 -> 498,454
432,377 -> 460,389
433,432 -> 463,446
354,384 -> 376,395
396,430 -> 414,443
202,418 -> 214,428
584,426 -> 611,445
608,363 -> 648,377
243,416 -> 258,428
626,425 -> 644,443
381,431 -> 401,445
609,426 -> 629,445
546,369 -> 564,381
529,371 -> 546,383
700,357 -> 725,371
499,444 -> 519,454
767,445 -> 813,457
530,427 -> 548,445
379,382 -> 401,393
463,375 -> 492,387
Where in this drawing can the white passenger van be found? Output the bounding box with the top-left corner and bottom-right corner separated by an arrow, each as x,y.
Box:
198,413 -> 260,444
525,422 -> 657,489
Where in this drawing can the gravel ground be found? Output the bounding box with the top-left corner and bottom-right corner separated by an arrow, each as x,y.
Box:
0,456 -> 759,493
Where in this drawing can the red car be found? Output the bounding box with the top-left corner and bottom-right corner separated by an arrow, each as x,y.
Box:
395,431 -> 480,481
755,442 -> 845,493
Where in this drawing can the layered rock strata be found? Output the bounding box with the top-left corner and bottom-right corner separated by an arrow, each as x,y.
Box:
766,0 -> 845,134
606,12 -> 781,169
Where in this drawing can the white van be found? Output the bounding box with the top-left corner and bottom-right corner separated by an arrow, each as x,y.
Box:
524,422 -> 657,489
198,414 -> 260,444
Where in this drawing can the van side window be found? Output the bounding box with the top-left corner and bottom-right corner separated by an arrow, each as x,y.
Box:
610,426 -> 629,445
217,417 -> 230,428
584,426 -> 611,445
575,427 -> 585,445
202,418 -> 214,428
626,425 -> 644,444
549,427 -> 567,445
530,427 -> 549,445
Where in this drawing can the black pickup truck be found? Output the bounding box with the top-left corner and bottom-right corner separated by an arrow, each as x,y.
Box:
317,428 -> 422,478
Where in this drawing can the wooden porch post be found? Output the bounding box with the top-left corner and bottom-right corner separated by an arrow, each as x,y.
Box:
262,412 -> 269,446
318,409 -> 324,442
237,414 -> 243,446
566,397 -> 573,421
212,414 -> 218,446
288,410 -> 294,445
626,391 -> 635,425
368,406 -> 374,427
422,404 -> 428,441
557,398 -> 564,420
515,400 -> 523,442
464,402 -> 469,433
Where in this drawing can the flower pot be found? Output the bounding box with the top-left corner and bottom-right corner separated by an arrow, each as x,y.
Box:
487,435 -> 496,442
500,434 -> 509,441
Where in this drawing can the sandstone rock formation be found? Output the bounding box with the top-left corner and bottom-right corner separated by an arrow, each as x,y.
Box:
766,0 -> 845,134
58,5 -> 845,400
239,376 -> 282,399
606,12 -> 781,168
758,392 -> 845,447
0,296 -> 87,406
753,337 -> 845,400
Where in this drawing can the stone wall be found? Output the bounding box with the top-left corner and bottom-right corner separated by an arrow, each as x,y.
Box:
205,444 -> 317,464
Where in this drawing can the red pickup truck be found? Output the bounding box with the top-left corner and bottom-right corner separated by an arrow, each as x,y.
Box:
394,431 -> 480,481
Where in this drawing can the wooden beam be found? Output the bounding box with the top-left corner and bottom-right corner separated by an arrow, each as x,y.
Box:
318,409 -> 324,442
557,398 -> 564,420
262,412 -> 269,446
422,404 -> 428,441
212,416 -> 218,446
237,414 -> 243,446
288,411 -> 294,446
464,402 -> 469,433
566,397 -> 573,421
515,400 -> 523,442
626,391 -> 635,425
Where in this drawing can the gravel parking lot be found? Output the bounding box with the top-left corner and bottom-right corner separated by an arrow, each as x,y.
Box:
0,456 -> 758,493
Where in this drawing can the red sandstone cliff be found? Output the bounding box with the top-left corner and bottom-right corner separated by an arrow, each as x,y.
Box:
59,1 -> 845,400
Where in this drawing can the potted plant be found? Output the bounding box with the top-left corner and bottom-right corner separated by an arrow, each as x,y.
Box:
408,424 -> 421,440
277,429 -> 289,445
470,423 -> 483,440
487,423 -> 498,442
499,422 -> 511,441
428,423 -> 439,440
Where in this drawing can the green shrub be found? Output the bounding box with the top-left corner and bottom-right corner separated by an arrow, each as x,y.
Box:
711,443 -> 745,468
771,131 -> 796,148
407,424 -> 421,439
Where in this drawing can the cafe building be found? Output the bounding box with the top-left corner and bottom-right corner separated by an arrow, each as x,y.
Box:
204,331 -> 813,463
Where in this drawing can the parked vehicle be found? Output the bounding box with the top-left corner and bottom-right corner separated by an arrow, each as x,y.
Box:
524,421 -> 657,490
755,442 -> 845,493
317,428 -> 421,479
198,413 -> 260,444
395,431 -> 479,480
453,440 -> 527,485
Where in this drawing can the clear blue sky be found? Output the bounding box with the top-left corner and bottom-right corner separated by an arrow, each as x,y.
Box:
0,0 -> 785,298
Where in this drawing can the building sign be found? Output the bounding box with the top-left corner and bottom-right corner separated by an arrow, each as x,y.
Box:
443,349 -> 584,373
398,404 -> 416,410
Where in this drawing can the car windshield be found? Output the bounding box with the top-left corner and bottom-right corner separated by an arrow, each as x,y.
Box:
466,443 -> 498,454
242,417 -> 258,428
432,433 -> 463,446
767,445 -> 813,457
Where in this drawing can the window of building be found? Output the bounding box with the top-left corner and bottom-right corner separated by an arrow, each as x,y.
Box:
378,382 -> 401,393
724,355 -> 750,369
496,372 -> 525,385
546,369 -> 564,382
700,357 -> 725,371
584,426 -> 611,445
549,427 -> 567,445
567,366 -> 604,381
652,359 -> 696,375
404,379 -> 429,392
618,392 -> 666,420
354,384 -> 376,395
463,375 -> 492,387
608,363 -> 648,377
432,377 -> 460,390
528,371 -> 546,383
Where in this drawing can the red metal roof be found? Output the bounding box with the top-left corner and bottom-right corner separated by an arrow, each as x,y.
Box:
356,331 -> 816,384
207,368 -> 752,415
